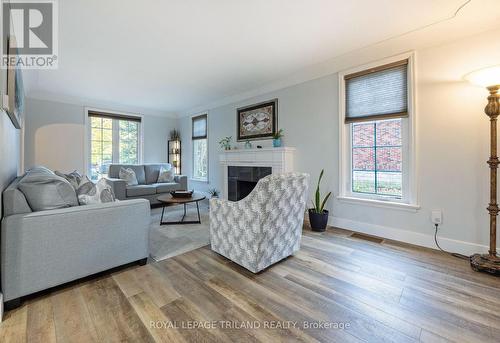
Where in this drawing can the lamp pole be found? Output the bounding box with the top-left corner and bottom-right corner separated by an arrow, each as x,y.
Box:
471,85 -> 500,275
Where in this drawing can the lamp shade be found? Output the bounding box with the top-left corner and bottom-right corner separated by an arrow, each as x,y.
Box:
464,65 -> 500,88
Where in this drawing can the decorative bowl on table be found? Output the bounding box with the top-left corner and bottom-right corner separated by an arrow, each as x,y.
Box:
170,190 -> 194,198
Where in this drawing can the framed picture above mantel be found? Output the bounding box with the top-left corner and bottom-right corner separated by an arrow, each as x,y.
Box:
237,99 -> 278,141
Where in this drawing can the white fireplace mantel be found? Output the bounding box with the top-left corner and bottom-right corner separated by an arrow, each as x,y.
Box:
219,147 -> 295,199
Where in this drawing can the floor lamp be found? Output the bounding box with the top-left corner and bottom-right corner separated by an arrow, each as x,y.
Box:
466,66 -> 500,276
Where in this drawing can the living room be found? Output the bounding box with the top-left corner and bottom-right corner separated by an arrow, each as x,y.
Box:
1,0 -> 500,342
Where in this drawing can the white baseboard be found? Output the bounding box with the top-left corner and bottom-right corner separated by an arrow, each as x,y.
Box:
0,293 -> 3,322
330,216 -> 497,256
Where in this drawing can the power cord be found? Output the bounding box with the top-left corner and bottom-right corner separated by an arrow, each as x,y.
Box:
434,224 -> 470,260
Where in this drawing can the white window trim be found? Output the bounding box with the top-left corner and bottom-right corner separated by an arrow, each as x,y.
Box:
337,51 -> 419,211
191,112 -> 209,182
83,107 -> 144,177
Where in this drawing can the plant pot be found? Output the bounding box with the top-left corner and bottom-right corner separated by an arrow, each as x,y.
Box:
273,138 -> 282,147
308,209 -> 329,232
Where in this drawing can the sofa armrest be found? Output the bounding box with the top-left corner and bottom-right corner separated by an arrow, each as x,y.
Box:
104,177 -> 127,200
174,175 -> 188,190
1,199 -> 150,301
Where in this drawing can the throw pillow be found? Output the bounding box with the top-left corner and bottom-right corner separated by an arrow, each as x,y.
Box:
18,169 -> 79,211
119,167 -> 138,186
157,165 -> 175,183
55,170 -> 85,190
77,178 -> 116,205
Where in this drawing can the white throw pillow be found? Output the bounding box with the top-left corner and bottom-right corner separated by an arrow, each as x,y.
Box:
119,167 -> 138,186
157,165 -> 175,183
77,178 -> 116,205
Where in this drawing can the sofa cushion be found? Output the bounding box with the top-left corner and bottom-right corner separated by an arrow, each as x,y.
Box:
119,167 -> 138,186
55,170 -> 85,190
157,165 -> 175,183
126,185 -> 157,197
2,176 -> 33,216
77,178 -> 116,205
144,164 -> 172,184
153,182 -> 179,194
109,164 -> 146,184
18,168 -> 79,211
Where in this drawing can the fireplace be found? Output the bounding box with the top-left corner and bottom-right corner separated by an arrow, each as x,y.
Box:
219,147 -> 295,200
228,166 -> 272,201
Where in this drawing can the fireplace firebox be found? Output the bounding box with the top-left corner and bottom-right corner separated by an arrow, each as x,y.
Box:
228,166 -> 272,201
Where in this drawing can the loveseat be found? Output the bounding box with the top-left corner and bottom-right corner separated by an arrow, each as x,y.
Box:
105,164 -> 187,205
1,167 -> 150,310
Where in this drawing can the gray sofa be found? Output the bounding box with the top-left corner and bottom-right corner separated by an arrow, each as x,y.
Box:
105,164 -> 187,205
1,169 -> 151,309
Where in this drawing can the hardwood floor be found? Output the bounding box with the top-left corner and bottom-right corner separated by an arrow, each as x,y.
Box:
1,225 -> 499,342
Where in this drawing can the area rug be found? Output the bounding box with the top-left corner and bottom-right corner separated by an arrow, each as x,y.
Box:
149,199 -> 210,261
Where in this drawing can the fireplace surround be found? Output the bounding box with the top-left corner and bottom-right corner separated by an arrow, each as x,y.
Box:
219,147 -> 295,200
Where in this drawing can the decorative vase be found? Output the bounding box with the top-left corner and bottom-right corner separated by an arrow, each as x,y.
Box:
273,138 -> 282,147
308,209 -> 329,232
245,140 -> 252,149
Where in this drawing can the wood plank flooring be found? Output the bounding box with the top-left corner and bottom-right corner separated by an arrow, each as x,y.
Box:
1,225 -> 499,342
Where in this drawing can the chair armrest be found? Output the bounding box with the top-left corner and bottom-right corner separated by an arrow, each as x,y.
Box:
174,175 -> 188,190
104,177 -> 127,200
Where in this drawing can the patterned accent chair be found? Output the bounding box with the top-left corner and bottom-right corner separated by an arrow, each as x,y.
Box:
210,173 -> 310,273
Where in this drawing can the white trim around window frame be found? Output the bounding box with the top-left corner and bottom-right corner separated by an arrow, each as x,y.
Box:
83,107 -> 144,178
337,52 -> 419,211
190,112 -> 209,182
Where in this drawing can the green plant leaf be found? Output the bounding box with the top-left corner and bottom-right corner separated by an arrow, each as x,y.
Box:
319,192 -> 332,212
314,169 -> 324,211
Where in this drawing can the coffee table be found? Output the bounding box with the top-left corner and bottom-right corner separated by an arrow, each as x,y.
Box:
157,192 -> 206,225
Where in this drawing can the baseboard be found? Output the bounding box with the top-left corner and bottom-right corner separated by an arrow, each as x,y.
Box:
330,216 -> 498,256
0,293 -> 3,322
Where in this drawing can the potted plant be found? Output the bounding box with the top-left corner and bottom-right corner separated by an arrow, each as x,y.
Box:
272,129 -> 284,147
219,136 -> 232,150
208,188 -> 219,199
308,169 -> 332,232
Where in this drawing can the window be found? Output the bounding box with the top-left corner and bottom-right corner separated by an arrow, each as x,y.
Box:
352,119 -> 402,197
339,54 -> 416,207
192,114 -> 208,181
87,111 -> 142,180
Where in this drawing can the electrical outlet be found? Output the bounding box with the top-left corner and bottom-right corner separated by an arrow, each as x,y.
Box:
431,210 -> 443,225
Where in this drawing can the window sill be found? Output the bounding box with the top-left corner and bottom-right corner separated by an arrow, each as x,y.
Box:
190,178 -> 209,183
337,196 -> 420,212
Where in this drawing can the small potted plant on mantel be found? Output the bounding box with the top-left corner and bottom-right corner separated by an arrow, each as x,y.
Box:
273,129 -> 284,147
219,136 -> 232,150
308,169 -> 332,232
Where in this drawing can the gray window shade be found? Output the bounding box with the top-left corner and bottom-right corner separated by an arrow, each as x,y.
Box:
192,114 -> 207,139
88,111 -> 141,122
345,60 -> 408,123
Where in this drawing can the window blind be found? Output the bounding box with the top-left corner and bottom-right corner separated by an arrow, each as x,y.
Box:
192,114 -> 207,139
88,110 -> 141,123
345,60 -> 408,123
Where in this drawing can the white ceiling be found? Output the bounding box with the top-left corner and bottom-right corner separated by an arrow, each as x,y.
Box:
24,0 -> 500,115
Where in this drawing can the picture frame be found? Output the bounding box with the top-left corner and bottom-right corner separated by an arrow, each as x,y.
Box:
2,36 -> 24,129
237,99 -> 278,141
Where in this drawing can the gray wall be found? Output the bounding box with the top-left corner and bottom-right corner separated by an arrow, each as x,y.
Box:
179,27 -> 500,255
0,110 -> 20,220
179,75 -> 336,194
0,1 -> 20,220
24,98 -> 177,173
